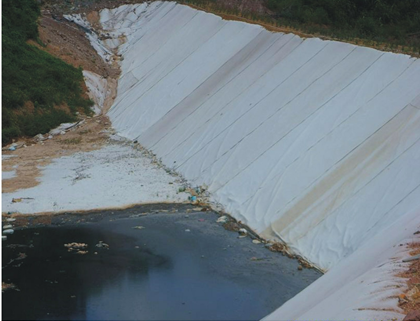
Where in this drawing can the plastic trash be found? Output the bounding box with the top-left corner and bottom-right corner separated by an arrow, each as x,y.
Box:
3,229 -> 14,235
216,216 -> 228,223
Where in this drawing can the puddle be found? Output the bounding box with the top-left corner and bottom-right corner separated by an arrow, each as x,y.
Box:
2,210 -> 321,320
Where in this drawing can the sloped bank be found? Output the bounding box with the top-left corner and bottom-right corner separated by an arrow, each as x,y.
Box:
83,2 -> 420,319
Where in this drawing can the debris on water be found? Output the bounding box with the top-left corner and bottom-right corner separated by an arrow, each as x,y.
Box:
252,239 -> 261,244
3,225 -> 13,230
297,265 -> 303,271
64,242 -> 88,252
95,241 -> 109,249
76,250 -> 88,255
9,146 -> 16,151
178,187 -> 186,192
239,228 -> 248,236
2,236 -> 7,241
201,255 -> 205,258
223,221 -> 240,232
190,196 -> 197,202
2,282 -> 17,292
268,242 -> 285,253
184,215 -> 189,218
238,235 -> 247,239
193,207 -> 203,211
185,229 -> 191,232
198,219 -> 205,222
6,218 -> 16,222
132,226 -> 145,230
216,216 -> 228,223
251,257 -> 264,261
17,253 -> 27,260
3,229 -> 14,235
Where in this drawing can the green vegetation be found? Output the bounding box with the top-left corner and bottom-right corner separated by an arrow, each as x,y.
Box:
265,0 -> 420,42
2,0 -> 93,145
180,0 -> 420,54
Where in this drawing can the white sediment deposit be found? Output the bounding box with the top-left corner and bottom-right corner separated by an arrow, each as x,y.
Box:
90,2 -> 420,319
2,142 -> 188,214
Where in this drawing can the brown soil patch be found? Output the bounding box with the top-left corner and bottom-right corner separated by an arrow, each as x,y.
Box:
2,115 -> 111,193
2,6 -> 123,194
34,12 -> 116,78
398,234 -> 420,317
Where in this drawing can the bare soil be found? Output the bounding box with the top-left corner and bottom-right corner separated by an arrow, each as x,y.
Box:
398,238 -> 420,316
2,7 -> 121,194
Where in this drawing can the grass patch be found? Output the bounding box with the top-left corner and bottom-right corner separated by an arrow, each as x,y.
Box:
180,0 -> 420,55
2,0 -> 93,145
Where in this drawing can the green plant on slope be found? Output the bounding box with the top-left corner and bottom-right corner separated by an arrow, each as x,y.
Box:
2,0 -> 93,145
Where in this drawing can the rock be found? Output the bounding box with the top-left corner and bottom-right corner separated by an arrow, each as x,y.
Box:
216,216 -> 228,223
403,310 -> 420,321
297,265 -> 303,271
50,128 -> 61,136
34,134 -> 46,142
3,225 -> 13,230
3,229 -> 14,235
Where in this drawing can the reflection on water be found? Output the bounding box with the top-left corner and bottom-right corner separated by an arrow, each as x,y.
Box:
2,215 -> 321,320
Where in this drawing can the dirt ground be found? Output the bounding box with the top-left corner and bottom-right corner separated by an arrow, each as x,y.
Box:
2,8 -> 121,194
398,237 -> 420,318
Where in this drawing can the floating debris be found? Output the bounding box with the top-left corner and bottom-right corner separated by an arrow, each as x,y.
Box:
132,226 -> 145,230
238,228 -> 248,236
3,229 -> 14,235
216,216 -> 228,223
95,241 -> 109,249
252,239 -> 261,244
64,242 -> 88,252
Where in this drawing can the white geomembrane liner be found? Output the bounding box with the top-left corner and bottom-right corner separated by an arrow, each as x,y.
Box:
72,2 -> 420,319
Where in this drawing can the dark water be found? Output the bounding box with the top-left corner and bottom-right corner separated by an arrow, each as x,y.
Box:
2,211 -> 321,320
